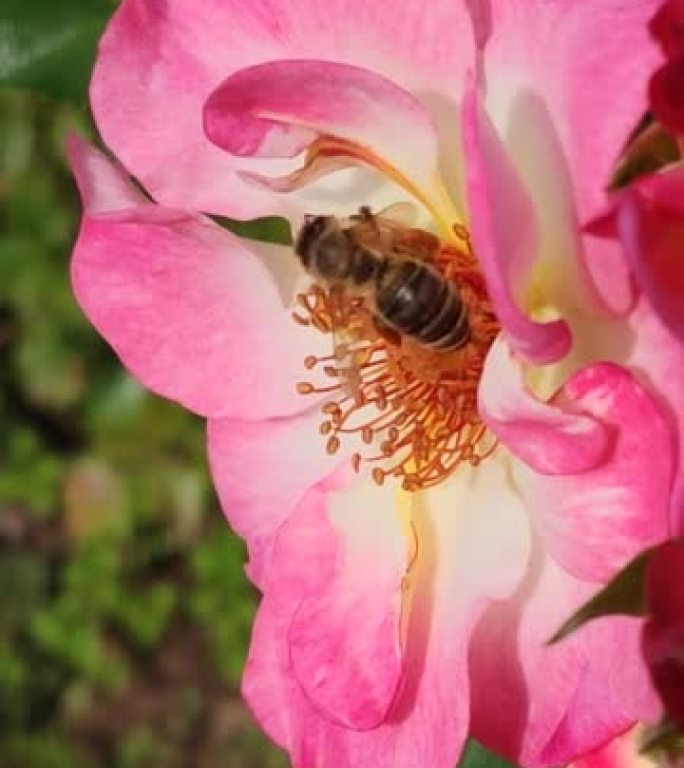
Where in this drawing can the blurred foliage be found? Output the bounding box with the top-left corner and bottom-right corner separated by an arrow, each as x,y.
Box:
0,90 -> 286,767
0,0 -> 114,106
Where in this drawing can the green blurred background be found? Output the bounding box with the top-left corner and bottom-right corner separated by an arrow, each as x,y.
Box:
0,39 -> 287,768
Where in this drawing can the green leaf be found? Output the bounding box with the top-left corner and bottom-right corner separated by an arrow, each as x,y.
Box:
0,0 -> 114,104
459,740 -> 518,768
214,215 -> 293,245
639,717 -> 684,762
549,549 -> 651,644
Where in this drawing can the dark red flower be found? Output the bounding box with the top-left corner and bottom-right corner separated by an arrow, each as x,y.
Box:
642,539 -> 684,729
650,0 -> 684,134
651,0 -> 684,58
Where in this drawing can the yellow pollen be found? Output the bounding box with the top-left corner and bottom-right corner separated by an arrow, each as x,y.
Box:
293,230 -> 500,491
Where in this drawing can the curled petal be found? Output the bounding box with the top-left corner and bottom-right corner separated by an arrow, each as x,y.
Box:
516,363 -> 673,583
479,339 -> 611,475
203,60 -> 447,214
91,0 -> 474,218
462,84 -> 572,364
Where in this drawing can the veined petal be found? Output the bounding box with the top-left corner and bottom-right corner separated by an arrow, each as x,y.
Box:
516,363 -> 673,583
91,0 -> 474,219
207,410 -> 340,589
69,140 -> 326,420
462,84 -> 572,364
244,457 -> 530,768
479,339 -> 611,475
469,549 -> 659,767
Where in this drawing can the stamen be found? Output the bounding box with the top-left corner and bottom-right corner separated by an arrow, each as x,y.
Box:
294,231 -> 500,491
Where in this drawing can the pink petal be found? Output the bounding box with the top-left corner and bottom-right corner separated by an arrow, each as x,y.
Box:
206,409 -> 340,588
614,168 -> 684,341
568,729 -> 642,768
67,133 -> 146,213
462,84 -> 572,364
71,191 -> 326,421
244,457 -> 531,768
288,479 -> 409,730
477,0 -> 660,316
516,363 -> 673,583
203,60 -> 440,201
482,0 -> 660,258
91,0 -> 474,219
582,228 -> 684,536
479,339 -> 611,475
469,551 -> 659,767
580,236 -> 635,317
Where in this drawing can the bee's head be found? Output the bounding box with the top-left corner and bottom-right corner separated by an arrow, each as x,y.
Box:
294,215 -> 339,266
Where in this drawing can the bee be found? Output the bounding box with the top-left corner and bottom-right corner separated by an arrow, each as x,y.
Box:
294,205 -> 470,351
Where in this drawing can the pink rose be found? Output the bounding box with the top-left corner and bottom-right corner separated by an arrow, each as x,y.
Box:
69,1 -> 681,766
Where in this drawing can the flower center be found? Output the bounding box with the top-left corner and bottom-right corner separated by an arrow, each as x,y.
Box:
294,225 -> 500,491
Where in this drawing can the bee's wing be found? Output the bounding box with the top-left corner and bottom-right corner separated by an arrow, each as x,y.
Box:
373,201 -> 420,227
345,202 -> 415,253
347,202 -> 440,261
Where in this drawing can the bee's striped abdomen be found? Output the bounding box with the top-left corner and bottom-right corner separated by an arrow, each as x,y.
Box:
376,261 -> 469,350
